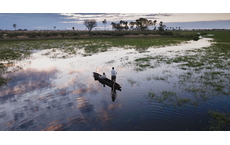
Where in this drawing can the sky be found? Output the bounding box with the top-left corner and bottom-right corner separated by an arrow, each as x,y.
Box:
1,0 -> 230,31
1,13 -> 230,30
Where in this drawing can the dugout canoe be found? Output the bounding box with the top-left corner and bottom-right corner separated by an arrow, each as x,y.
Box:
93,72 -> 121,91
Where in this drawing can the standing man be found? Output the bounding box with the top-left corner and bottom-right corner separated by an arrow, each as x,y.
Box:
111,67 -> 117,82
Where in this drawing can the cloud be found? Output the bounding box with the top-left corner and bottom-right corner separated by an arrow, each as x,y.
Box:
58,13 -> 168,23
164,20 -> 230,29
60,21 -> 83,24
145,13 -> 172,17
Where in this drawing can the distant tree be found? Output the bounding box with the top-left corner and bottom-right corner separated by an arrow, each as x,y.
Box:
102,19 -> 107,31
179,27 -> 181,30
129,21 -> 135,30
123,21 -> 129,30
13,23 -> 16,31
148,20 -> 153,30
158,21 -> 166,31
54,26 -> 56,30
84,19 -> 97,34
111,20 -> 129,31
153,20 -> 157,30
72,27 -> 75,31
129,18 -> 152,31
111,22 -> 115,30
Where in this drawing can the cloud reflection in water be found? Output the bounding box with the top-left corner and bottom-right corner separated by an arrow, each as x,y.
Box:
0,67 -> 59,99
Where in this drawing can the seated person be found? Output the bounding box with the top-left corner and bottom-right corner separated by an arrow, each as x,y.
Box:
100,72 -> 106,79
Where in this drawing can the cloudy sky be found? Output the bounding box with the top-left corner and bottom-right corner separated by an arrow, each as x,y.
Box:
1,13 -> 230,30
1,1 -> 230,30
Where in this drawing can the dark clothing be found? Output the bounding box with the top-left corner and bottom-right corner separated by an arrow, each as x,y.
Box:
111,76 -> 116,82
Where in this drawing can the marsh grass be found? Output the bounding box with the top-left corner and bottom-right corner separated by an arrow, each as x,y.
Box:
153,31 -> 230,99
146,74 -> 171,83
147,91 -> 192,107
127,78 -> 138,87
0,48 -> 31,61
0,76 -> 11,87
0,63 -> 12,87
209,110 -> 230,131
132,55 -> 167,71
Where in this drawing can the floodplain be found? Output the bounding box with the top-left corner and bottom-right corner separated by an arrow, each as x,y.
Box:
0,31 -> 230,131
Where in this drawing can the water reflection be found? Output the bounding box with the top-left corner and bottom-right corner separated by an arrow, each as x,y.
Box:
77,97 -> 94,114
0,67 -> 59,100
111,88 -> 117,102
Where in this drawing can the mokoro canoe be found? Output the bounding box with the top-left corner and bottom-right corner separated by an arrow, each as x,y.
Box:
93,72 -> 121,91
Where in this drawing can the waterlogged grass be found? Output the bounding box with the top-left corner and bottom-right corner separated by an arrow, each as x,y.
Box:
0,76 -> 11,87
0,63 -> 11,87
132,55 -> 166,71
147,91 -> 192,107
0,48 -> 31,86
127,78 -> 139,87
142,31 -> 230,131
131,31 -> 230,72
0,48 -> 31,61
209,110 -> 230,131
146,74 -> 171,83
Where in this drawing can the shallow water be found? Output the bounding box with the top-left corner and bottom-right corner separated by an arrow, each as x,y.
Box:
0,38 -> 229,131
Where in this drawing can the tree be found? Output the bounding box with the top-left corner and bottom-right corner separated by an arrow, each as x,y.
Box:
13,23 -> 16,31
158,21 -> 166,31
111,20 -> 129,31
83,19 -> 97,34
102,19 -> 107,31
129,18 -> 152,31
54,26 -> 56,30
129,21 -> 136,30
153,20 -> 157,30
72,27 -> 75,31
148,20 -> 153,30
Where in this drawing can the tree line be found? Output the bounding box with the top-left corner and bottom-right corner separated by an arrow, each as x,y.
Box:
9,18 -> 175,33
83,18 -> 169,33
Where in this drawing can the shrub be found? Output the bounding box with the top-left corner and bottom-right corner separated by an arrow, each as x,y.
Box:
45,33 -> 51,37
112,32 -> 124,36
7,33 -> 18,38
27,33 -> 37,38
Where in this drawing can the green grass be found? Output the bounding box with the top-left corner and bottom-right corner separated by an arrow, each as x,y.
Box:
0,36 -> 193,54
0,48 -> 31,61
0,30 -> 200,40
